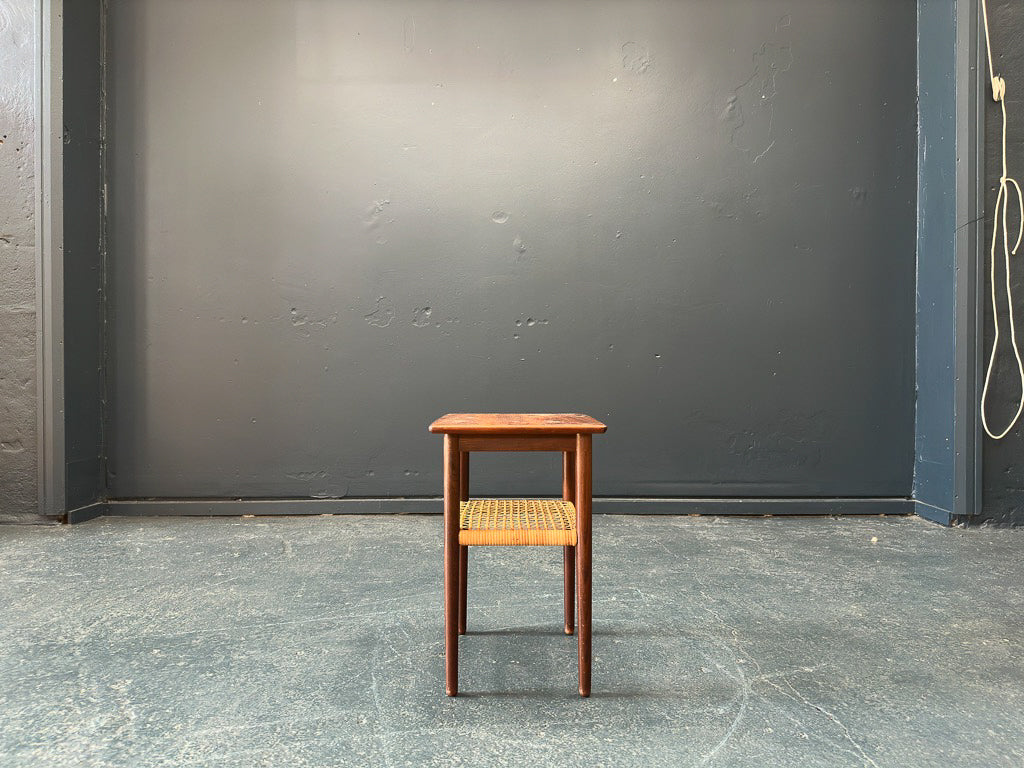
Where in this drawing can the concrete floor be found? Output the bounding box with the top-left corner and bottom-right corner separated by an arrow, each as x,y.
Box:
0,514 -> 1022,768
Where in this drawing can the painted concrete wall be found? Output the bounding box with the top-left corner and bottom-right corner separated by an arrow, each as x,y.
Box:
980,0 -> 1024,525
0,0 -> 38,522
105,0 -> 918,501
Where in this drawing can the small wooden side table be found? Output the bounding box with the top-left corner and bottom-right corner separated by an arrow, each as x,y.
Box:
428,413 -> 607,697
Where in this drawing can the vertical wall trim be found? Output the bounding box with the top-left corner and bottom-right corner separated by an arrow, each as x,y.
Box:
914,0 -> 959,522
99,0 -> 111,496
954,0 -> 984,520
912,0 -> 922,504
36,0 -> 65,518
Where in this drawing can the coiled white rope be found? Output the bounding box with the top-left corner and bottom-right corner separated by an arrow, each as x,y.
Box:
980,0 -> 1024,439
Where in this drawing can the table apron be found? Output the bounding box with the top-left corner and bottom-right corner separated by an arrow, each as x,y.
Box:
458,435 -> 578,452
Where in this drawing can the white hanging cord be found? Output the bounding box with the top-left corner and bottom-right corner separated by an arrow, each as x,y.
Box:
980,0 -> 1024,439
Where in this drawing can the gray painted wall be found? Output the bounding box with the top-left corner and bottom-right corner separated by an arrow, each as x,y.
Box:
106,0 -> 918,502
980,0 -> 1024,525
0,0 -> 39,522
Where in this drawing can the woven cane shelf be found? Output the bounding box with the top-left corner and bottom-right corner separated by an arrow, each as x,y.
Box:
458,499 -> 577,546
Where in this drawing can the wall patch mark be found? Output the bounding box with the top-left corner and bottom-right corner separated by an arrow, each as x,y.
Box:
363,197 -> 391,231
412,307 -> 432,327
726,19 -> 793,163
289,307 -> 339,337
403,16 -> 416,54
622,42 -> 652,75
365,297 -> 396,328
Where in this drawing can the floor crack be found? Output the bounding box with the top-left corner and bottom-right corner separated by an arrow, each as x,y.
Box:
764,676 -> 881,768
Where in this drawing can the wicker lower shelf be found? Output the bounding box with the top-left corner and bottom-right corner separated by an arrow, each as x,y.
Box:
458,499 -> 577,546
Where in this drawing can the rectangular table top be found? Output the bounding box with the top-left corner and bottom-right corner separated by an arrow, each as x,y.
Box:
429,413 -> 607,435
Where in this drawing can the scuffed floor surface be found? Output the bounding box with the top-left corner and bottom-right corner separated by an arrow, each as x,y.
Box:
1,514 -> 1022,767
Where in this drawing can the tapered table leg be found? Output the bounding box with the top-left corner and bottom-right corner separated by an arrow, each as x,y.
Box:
563,451 -> 576,635
575,433 -> 592,697
458,451 -> 469,635
444,434 -> 460,696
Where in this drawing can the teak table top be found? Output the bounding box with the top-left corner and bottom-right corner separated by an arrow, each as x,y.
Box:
429,413 -> 607,435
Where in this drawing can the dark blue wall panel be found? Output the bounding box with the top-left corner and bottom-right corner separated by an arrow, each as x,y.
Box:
914,0 -> 957,522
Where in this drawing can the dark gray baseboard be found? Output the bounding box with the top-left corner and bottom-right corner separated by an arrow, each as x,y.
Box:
90,496 -> 914,520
